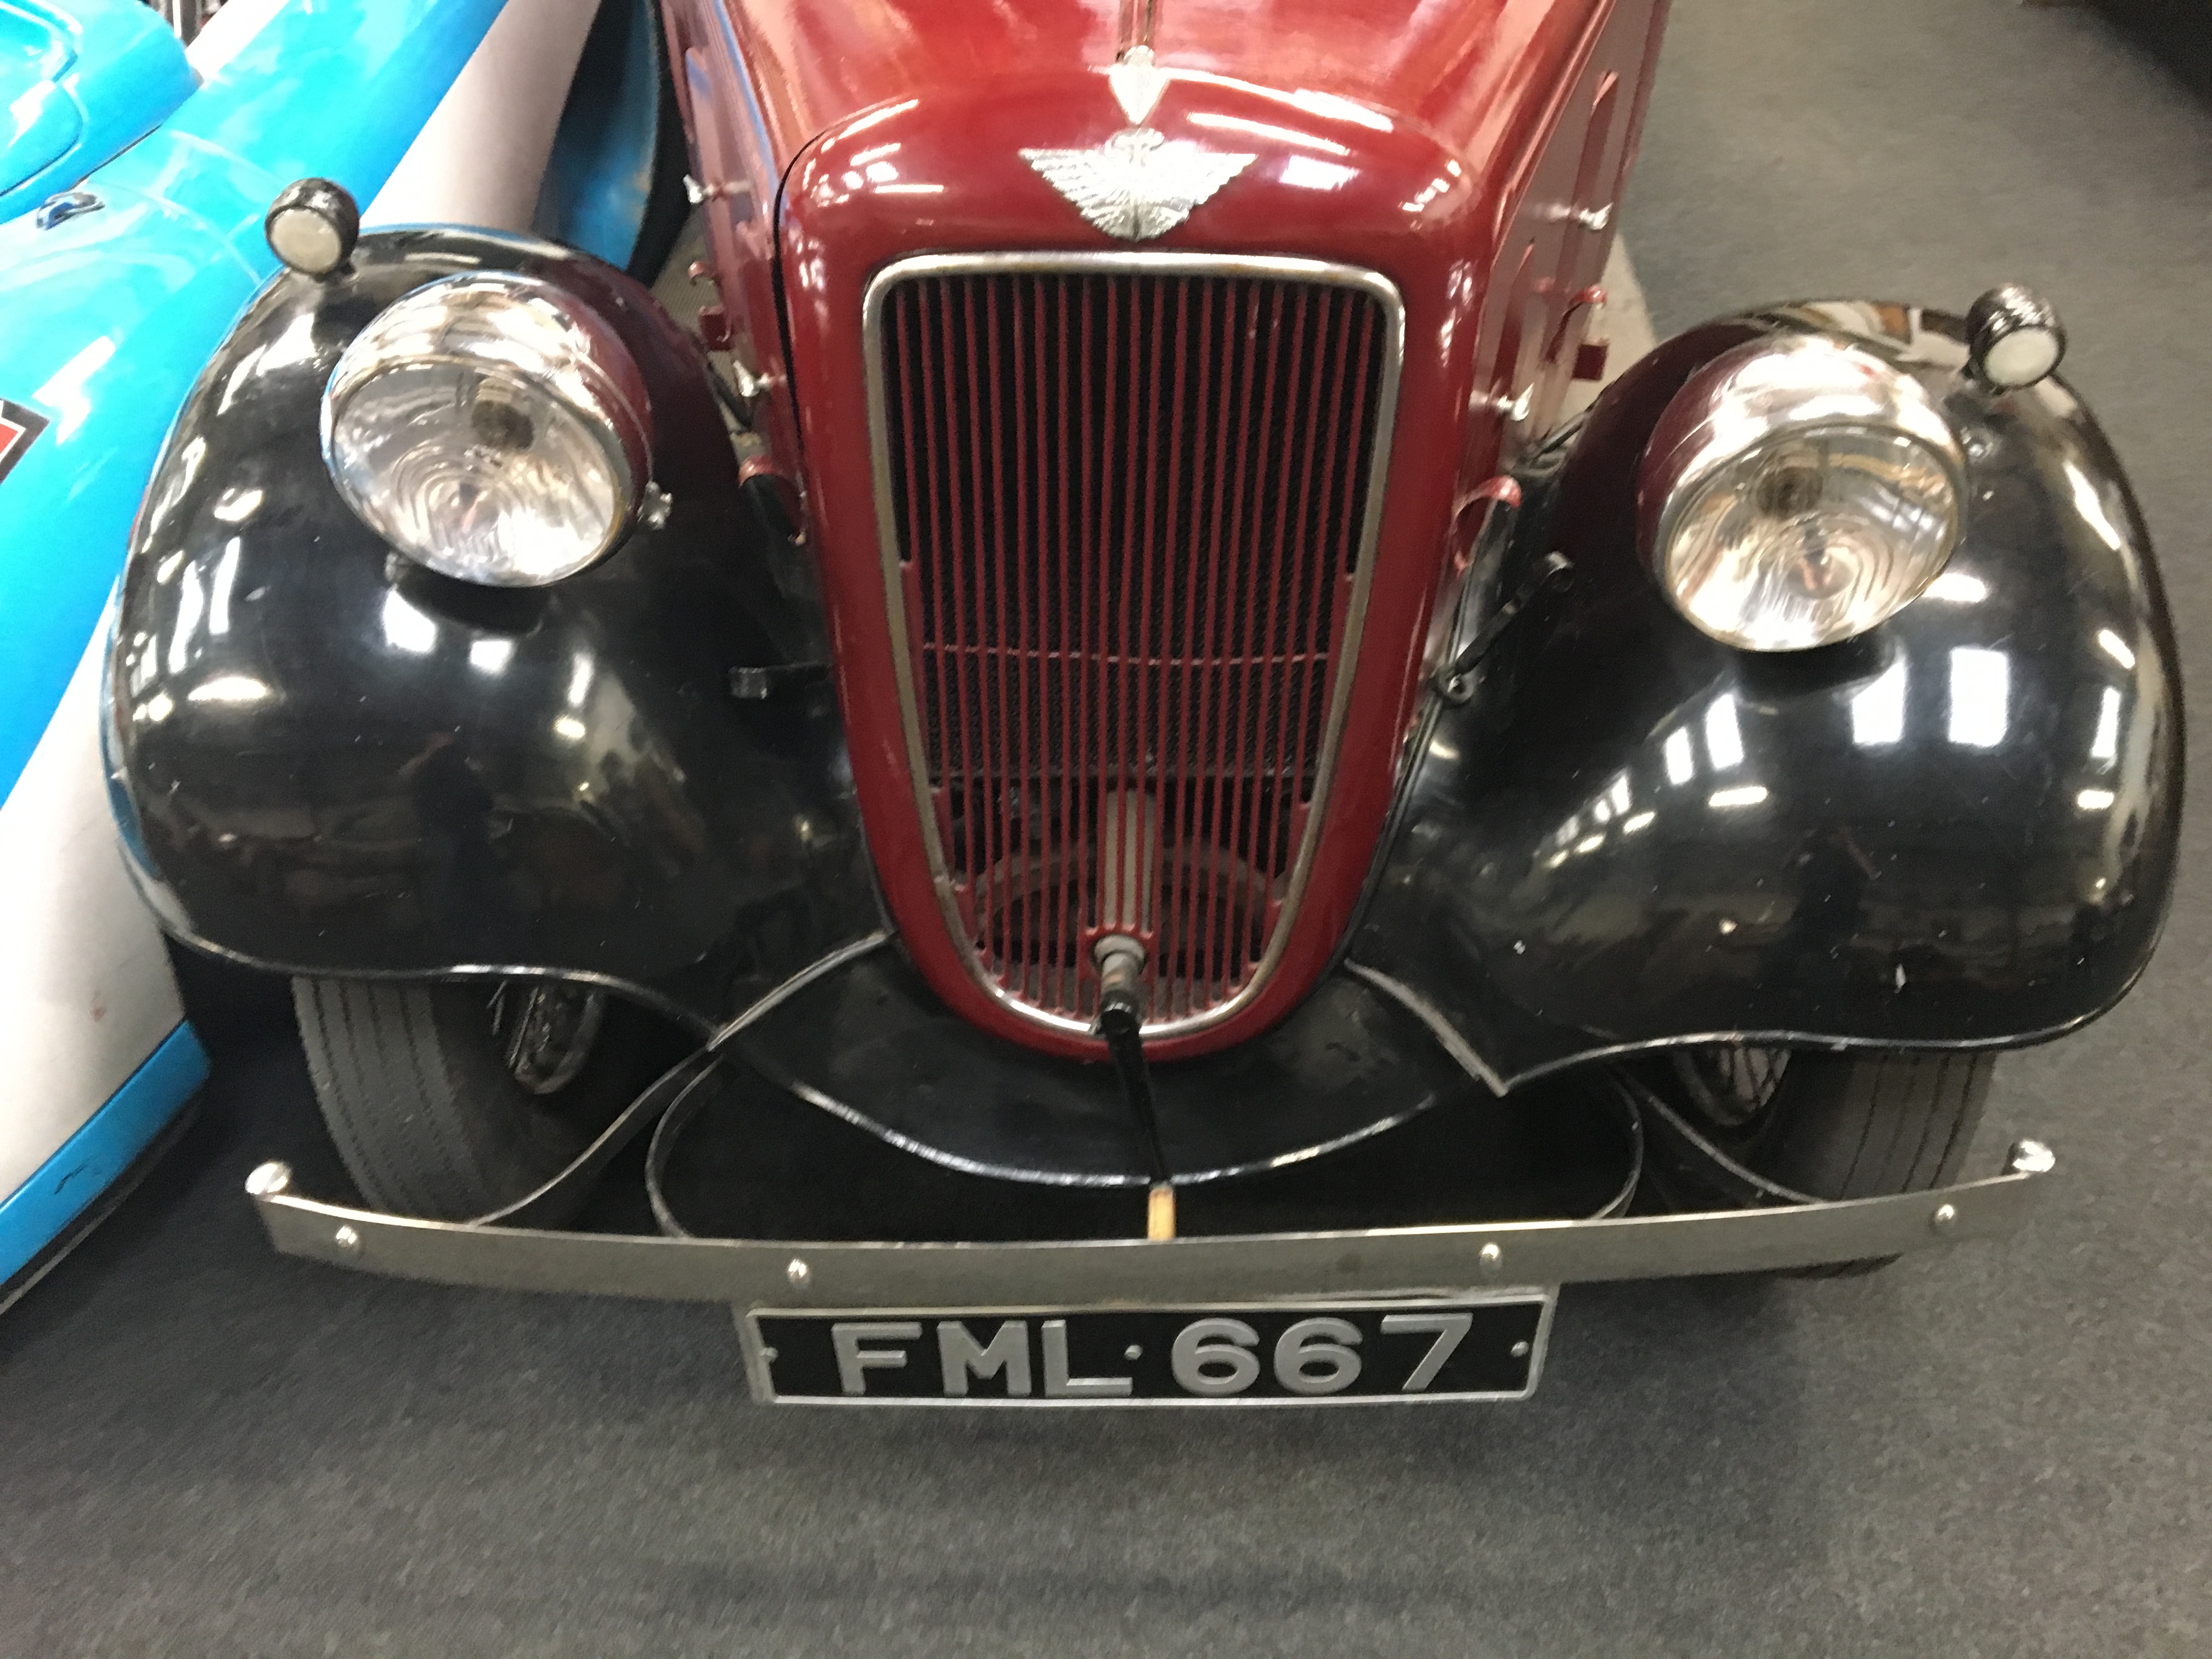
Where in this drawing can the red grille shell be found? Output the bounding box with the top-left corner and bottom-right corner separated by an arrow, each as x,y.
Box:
871,259 -> 1395,1036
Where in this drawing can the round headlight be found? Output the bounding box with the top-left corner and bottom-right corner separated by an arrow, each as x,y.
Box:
321,272 -> 651,586
1638,335 -> 1965,652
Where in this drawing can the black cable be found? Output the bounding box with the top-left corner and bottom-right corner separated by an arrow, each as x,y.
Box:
1097,994 -> 1172,1191
1436,551 -> 1573,701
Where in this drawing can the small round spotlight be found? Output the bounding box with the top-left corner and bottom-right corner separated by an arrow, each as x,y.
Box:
264,178 -> 359,278
1966,284 -> 2065,391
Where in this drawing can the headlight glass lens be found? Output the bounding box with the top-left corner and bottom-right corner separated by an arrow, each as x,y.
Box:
1641,337 -> 1965,652
321,273 -> 650,586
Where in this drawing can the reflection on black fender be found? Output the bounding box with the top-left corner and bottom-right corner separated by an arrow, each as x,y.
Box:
105,229 -> 880,1031
1350,302 -> 2182,1087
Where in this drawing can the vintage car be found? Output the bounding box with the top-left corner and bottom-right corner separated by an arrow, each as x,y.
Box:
102,0 -> 2180,1403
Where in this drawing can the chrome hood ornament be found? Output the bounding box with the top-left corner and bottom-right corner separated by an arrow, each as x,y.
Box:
1021,48 -> 1254,242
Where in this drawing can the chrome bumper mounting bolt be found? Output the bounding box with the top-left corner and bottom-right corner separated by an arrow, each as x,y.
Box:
333,1225 -> 360,1252
245,1161 -> 292,1199
1930,1203 -> 1958,1236
2008,1138 -> 2057,1176
787,1257 -> 810,1289
1477,1242 -> 1504,1278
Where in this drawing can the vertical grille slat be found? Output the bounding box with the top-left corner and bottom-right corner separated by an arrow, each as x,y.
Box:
981,278 -> 1013,994
1074,275 -> 1099,1003
1207,281 -> 1262,1004
1268,287 -> 1319,966
1051,276 -> 1076,1012
1189,279 -> 1241,1013
877,263 -> 1390,1030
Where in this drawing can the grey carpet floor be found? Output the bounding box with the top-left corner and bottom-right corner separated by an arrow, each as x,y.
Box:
4,2 -> 2208,1655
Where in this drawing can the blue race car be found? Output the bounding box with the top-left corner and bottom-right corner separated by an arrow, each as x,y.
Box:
0,0 -> 195,227
0,0 -> 679,1307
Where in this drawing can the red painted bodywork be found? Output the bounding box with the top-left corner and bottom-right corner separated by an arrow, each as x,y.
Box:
661,0 -> 1671,1058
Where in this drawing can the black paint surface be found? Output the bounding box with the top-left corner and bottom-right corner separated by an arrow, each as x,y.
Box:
732,950 -> 1486,1185
1353,304 -> 2183,1084
106,228 -> 877,1032
106,249 -> 2181,1113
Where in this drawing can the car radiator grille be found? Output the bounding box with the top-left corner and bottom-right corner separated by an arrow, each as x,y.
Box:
874,262 -> 1391,1032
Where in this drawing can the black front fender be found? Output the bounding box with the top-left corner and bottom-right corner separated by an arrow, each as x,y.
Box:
1350,301 -> 2182,1086
106,229 -> 879,1030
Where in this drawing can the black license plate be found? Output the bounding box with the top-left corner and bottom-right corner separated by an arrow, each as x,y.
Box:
740,1296 -> 1554,1406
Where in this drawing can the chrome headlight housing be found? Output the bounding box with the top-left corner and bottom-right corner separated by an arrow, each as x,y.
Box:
1638,335 -> 1966,652
320,272 -> 651,587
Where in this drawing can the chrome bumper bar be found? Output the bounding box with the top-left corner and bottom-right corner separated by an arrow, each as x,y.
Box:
242,1140 -> 2055,1306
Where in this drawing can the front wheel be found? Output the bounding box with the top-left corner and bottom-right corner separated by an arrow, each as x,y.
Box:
1661,1046 -> 1993,1200
1649,1046 -> 1993,1272
291,977 -> 667,1222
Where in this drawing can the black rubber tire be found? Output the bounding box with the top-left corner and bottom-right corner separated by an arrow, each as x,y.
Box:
1651,1048 -> 1994,1276
1740,1051 -> 1993,1203
291,978 -> 661,1222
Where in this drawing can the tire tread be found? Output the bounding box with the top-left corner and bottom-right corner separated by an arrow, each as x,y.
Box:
1753,1050 -> 1990,1203
290,977 -> 659,1222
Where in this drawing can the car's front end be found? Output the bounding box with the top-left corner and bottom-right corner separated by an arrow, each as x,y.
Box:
99,0 -> 2179,1403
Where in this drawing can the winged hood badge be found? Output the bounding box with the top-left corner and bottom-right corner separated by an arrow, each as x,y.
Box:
1021,48 -> 1255,242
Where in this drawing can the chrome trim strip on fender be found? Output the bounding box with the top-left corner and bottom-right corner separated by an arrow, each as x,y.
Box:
470,932 -> 893,1229
860,250 -> 1407,1043
748,1061 -> 1448,1189
1342,962 -> 1511,1096
242,1141 -> 2055,1306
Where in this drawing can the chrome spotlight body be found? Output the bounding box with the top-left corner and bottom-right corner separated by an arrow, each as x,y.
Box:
320,272 -> 652,588
1638,335 -> 1966,652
